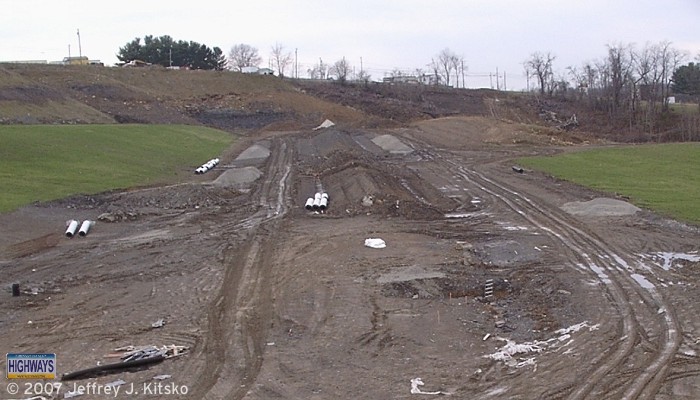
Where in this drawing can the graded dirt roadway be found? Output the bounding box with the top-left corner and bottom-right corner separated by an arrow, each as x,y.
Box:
2,117 -> 699,399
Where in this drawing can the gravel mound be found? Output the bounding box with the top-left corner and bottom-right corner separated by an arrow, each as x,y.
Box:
561,197 -> 640,217
371,134 -> 413,154
236,144 -> 271,161
212,167 -> 262,187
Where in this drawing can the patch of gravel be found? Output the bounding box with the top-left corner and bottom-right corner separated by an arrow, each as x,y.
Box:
236,144 -> 271,161
212,167 -> 262,187
371,134 -> 413,154
561,197 -> 640,217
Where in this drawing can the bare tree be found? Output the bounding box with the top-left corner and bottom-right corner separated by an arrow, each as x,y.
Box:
228,44 -> 261,72
605,43 -> 633,113
307,58 -> 328,79
427,60 -> 441,86
450,54 -> 464,88
390,68 -> 405,78
356,68 -> 371,83
329,57 -> 351,83
523,52 -> 556,95
430,48 -> 458,87
270,43 -> 293,77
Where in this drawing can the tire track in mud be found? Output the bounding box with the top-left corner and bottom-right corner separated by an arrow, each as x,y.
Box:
462,166 -> 679,400
412,143 -> 679,399
190,137 -> 293,399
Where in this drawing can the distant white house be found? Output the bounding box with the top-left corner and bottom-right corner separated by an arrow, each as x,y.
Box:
241,66 -> 275,75
382,74 -> 438,85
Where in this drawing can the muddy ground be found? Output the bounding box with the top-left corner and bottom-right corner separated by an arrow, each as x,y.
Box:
1,115 -> 700,400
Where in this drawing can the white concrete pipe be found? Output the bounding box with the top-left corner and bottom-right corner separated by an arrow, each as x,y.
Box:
65,219 -> 79,237
319,196 -> 328,210
312,196 -> 321,209
78,220 -> 95,237
305,197 -> 314,210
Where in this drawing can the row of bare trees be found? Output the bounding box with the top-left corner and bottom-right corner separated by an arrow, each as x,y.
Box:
228,43 -> 295,77
525,42 -> 699,141
228,43 -> 370,82
428,48 -> 467,88
227,44 -> 471,88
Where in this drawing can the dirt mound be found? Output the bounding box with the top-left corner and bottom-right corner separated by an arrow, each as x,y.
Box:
212,167 -> 263,187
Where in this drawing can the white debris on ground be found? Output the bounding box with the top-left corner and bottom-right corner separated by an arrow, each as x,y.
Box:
364,238 -> 386,249
638,251 -> 700,271
410,378 -> 450,395
485,321 -> 599,368
561,197 -> 640,217
313,119 -> 335,130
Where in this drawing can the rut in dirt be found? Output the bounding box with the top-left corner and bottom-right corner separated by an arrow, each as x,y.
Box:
190,138 -> 293,399
415,140 -> 680,399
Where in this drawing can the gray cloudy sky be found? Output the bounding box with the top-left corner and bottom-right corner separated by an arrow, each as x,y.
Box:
2,0 -> 699,90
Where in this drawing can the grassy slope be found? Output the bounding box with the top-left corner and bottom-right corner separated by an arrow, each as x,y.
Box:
0,124 -> 232,212
518,143 -> 700,224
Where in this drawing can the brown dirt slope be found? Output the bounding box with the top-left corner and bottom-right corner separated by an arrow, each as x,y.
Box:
0,64 -> 580,135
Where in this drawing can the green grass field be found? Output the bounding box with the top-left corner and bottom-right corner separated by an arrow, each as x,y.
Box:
518,143 -> 700,224
0,124 -> 233,213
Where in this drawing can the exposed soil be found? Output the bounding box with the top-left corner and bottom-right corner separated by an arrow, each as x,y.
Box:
1,66 -> 700,399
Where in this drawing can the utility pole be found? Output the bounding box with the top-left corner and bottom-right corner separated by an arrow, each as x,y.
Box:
496,67 -> 500,91
461,59 -> 465,89
295,48 -> 298,78
504,71 -> 507,91
77,29 -> 82,58
169,48 -> 173,67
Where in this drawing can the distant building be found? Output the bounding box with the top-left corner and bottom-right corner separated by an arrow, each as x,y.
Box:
382,74 -> 438,85
241,66 -> 275,75
1,60 -> 47,64
63,56 -> 89,65
61,56 -> 102,66
119,59 -> 152,68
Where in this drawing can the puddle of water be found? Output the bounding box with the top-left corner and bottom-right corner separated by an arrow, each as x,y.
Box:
631,273 -> 655,289
639,252 -> 700,271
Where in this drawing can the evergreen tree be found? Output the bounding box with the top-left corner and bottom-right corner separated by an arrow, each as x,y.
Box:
117,35 -> 226,70
671,62 -> 700,95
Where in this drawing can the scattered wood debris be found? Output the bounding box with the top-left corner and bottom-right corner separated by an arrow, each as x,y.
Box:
61,345 -> 188,381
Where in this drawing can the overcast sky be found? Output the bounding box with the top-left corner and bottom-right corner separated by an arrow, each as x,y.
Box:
1,0 -> 699,90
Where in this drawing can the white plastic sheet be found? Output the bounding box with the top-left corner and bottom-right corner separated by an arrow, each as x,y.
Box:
364,238 -> 386,249
313,119 -> 335,130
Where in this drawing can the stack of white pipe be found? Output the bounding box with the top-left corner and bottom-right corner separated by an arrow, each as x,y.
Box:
65,220 -> 95,237
304,192 -> 330,211
195,158 -> 220,174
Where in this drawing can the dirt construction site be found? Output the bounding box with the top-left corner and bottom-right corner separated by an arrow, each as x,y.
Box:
1,66 -> 700,399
